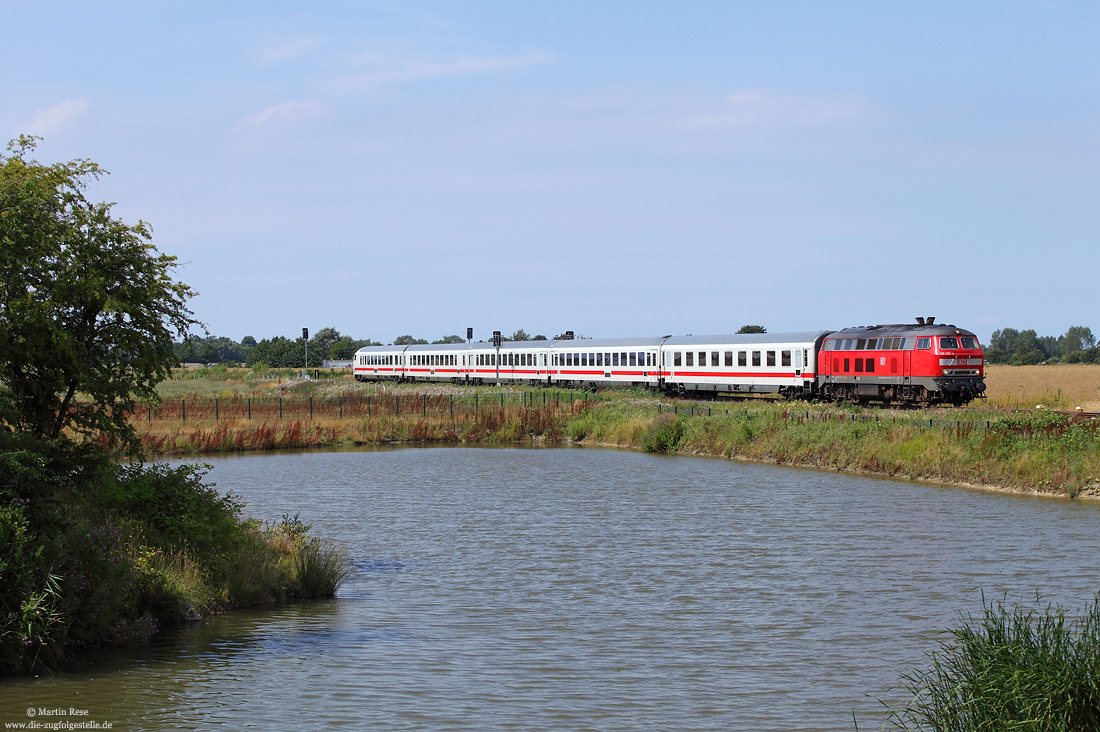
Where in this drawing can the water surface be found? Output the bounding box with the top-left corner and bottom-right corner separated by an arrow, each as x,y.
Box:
4,447 -> 1098,731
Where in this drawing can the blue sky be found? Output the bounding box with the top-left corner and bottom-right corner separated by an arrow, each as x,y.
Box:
4,2 -> 1097,344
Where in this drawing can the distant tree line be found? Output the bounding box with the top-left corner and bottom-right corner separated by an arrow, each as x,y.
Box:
175,326 -> 782,368
174,327 -> 381,368
174,327 -> 554,368
985,325 -> 1097,365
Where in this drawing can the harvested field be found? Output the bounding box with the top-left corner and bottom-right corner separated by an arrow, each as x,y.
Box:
982,364 -> 1100,411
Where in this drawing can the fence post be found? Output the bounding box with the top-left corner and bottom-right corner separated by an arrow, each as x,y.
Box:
182,398 -> 185,423
340,396 -> 343,419
450,394 -> 453,419
423,394 -> 427,417
248,398 -> 251,420
310,396 -> 313,418
215,398 -> 219,421
279,398 -> 283,419
396,395 -> 399,416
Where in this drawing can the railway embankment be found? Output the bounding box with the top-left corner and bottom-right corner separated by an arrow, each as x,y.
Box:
132,388 -> 1100,499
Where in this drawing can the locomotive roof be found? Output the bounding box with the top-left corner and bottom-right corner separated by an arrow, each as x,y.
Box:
827,323 -> 977,338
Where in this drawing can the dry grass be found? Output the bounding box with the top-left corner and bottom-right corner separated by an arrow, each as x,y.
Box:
983,364 -> 1100,411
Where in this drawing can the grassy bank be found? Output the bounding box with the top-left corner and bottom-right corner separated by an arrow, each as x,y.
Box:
0,433 -> 351,676
131,386 -> 1100,498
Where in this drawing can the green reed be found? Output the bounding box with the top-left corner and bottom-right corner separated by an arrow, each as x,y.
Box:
885,593 -> 1100,731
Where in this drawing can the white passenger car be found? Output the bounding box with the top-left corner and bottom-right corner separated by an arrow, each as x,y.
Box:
659,332 -> 830,397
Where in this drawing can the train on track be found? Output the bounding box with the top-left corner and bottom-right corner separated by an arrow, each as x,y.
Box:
354,317 -> 987,406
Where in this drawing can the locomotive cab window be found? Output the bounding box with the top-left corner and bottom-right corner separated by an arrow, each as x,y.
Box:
939,337 -> 959,350
960,336 -> 979,349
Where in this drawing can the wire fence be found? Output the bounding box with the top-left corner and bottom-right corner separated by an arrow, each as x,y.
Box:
136,391 -> 1098,442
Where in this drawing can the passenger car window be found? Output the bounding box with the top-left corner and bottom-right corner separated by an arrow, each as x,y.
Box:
781,350 -> 791,367
738,351 -> 747,367
752,351 -> 761,367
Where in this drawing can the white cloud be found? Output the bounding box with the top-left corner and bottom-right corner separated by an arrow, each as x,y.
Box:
326,50 -> 554,94
258,35 -> 324,63
26,98 -> 89,135
234,100 -> 325,132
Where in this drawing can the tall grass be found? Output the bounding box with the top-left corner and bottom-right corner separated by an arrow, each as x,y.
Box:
886,593 -> 1100,731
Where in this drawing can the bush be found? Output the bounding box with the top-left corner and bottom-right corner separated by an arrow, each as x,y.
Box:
887,593 -> 1100,730
97,463 -> 246,562
0,499 -> 64,674
642,414 -> 685,453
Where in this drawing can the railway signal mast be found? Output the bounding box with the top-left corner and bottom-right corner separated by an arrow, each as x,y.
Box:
493,330 -> 502,385
302,327 -> 309,379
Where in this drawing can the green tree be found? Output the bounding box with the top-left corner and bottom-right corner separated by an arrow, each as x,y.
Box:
0,136 -> 198,450
328,336 -> 357,360
736,324 -> 767,334
393,335 -> 427,345
1059,326 -> 1095,357
988,328 -> 1045,365
510,329 -> 530,341
308,327 -> 341,362
432,335 -> 464,344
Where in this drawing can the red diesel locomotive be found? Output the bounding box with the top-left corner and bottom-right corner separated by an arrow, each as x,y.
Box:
817,318 -> 985,405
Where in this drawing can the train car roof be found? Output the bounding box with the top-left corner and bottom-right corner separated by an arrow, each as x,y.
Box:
664,331 -> 831,347
548,336 -> 668,349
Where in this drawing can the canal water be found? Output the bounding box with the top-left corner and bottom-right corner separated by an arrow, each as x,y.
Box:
4,447 -> 1099,731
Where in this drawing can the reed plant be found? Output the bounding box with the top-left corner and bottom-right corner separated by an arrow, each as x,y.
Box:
885,593 -> 1100,731
294,540 -> 352,599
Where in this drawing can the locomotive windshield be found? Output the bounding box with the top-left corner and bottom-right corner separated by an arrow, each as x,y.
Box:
938,337 -> 959,349
959,336 -> 979,349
